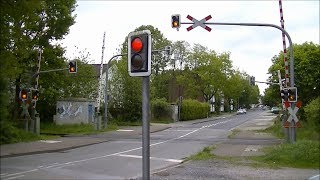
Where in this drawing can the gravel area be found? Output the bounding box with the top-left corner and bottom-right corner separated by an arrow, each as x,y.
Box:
150,159 -> 319,180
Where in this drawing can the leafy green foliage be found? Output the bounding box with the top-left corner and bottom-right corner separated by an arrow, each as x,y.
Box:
264,42 -> 320,107
0,121 -> 49,145
151,98 -> 171,120
181,99 -> 210,121
303,97 -> 320,139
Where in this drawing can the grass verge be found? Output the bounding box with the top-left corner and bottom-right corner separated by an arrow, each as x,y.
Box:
186,146 -> 216,161
252,140 -> 319,169
41,122 -> 118,135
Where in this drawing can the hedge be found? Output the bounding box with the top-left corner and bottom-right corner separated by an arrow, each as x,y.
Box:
151,98 -> 171,120
180,99 -> 210,121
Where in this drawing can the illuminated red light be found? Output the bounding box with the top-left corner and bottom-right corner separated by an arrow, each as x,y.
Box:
131,38 -> 143,52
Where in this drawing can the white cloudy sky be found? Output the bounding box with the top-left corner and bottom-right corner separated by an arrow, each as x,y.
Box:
60,0 -> 319,94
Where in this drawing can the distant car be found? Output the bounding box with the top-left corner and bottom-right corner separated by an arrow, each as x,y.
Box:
271,107 -> 280,114
237,109 -> 244,115
242,108 -> 247,114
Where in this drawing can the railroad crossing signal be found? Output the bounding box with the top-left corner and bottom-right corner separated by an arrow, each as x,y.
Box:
186,15 -> 212,32
69,61 -> 77,73
171,14 -> 181,29
288,87 -> 297,102
31,89 -> 39,101
283,101 -> 302,128
128,30 -> 152,77
249,76 -> 255,86
19,89 -> 28,101
280,88 -> 288,101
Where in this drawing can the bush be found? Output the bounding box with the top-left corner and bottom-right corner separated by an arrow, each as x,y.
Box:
304,97 -> 320,128
180,99 -> 210,121
151,98 -> 171,120
0,121 -> 40,145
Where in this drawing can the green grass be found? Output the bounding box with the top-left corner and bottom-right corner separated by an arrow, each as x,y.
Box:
252,140 -> 320,169
186,116 -> 320,169
228,129 -> 240,138
151,117 -> 173,124
41,122 -> 118,135
253,116 -> 320,169
186,146 -> 216,161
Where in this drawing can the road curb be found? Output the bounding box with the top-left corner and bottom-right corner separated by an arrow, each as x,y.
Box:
0,140 -> 110,158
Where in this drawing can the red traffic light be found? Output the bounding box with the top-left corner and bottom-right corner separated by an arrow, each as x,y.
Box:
131,37 -> 143,52
127,30 -> 152,77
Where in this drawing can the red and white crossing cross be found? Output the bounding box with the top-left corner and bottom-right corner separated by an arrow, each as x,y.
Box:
284,101 -> 302,128
186,15 -> 212,32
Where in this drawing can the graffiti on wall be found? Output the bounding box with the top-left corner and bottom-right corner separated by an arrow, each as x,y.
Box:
57,103 -> 83,118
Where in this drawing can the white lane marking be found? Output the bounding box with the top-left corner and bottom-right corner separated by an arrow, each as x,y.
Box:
308,174 -> 320,180
38,162 -> 59,168
117,154 -> 183,163
164,129 -> 195,132
2,119 -> 231,177
117,129 -> 134,132
0,173 -> 8,176
4,175 -> 25,180
1,169 -> 38,178
39,140 -> 62,143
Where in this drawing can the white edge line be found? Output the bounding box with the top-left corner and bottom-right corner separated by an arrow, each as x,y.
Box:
2,119 -> 231,177
5,175 -> 25,180
117,154 -> 183,163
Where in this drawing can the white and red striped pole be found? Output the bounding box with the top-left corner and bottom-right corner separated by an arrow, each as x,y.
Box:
279,0 -> 290,87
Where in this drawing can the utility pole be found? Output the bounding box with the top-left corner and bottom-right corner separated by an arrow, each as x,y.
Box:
95,32 -> 106,130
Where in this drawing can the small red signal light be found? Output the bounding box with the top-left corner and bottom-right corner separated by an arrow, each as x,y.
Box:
131,38 -> 143,52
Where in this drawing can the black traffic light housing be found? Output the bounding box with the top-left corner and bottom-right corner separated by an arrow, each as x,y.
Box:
69,61 -> 77,73
128,30 -> 152,77
19,89 -> 28,101
171,14 -> 181,29
31,89 -> 39,101
249,76 -> 255,86
280,89 -> 288,101
287,87 -> 297,102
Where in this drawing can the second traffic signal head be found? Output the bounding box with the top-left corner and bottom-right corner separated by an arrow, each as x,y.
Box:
171,14 -> 181,29
69,61 -> 77,73
31,90 -> 39,101
288,87 -> 297,102
280,89 -> 288,101
128,30 -> 152,77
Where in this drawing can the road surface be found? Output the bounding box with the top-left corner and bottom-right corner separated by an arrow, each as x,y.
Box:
0,110 -> 272,179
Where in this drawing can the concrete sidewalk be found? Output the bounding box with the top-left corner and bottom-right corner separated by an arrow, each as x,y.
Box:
0,123 -> 171,158
212,112 -> 283,157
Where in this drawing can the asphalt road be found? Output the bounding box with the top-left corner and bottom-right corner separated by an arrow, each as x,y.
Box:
1,110 -> 269,180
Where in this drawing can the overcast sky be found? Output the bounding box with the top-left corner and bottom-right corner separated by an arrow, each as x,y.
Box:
60,0 -> 319,94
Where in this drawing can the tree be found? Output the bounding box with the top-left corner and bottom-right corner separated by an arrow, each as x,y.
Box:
109,25 -> 171,121
265,42 -> 320,106
0,0 -> 77,122
177,45 -> 233,104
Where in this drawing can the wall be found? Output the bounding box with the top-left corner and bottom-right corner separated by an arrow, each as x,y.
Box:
53,98 -> 95,125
